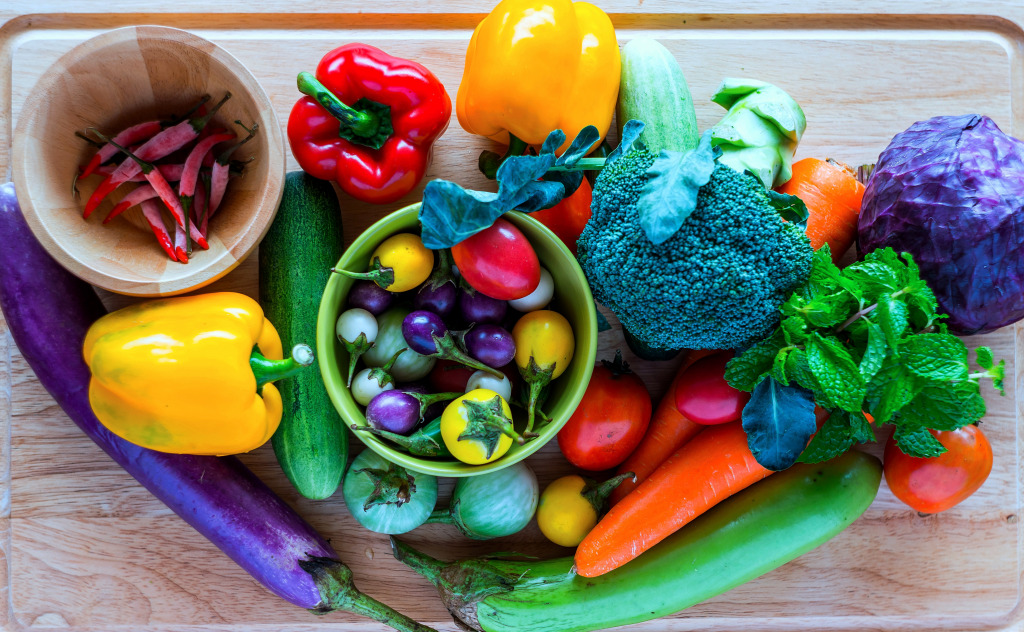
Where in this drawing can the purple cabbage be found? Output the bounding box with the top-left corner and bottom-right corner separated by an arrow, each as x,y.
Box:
858,114 -> 1024,334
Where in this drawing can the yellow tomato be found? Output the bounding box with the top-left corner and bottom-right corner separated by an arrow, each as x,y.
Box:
537,475 -> 599,547
372,233 -> 434,292
512,309 -> 574,378
440,389 -> 517,465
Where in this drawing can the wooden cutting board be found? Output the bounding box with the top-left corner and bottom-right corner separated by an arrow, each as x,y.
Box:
1,2 -> 1022,631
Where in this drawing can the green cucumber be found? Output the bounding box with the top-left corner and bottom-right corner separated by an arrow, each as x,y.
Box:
394,450 -> 881,632
617,37 -> 700,154
259,171 -> 347,500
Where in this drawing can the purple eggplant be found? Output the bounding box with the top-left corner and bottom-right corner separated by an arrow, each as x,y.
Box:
401,310 -> 503,377
413,248 -> 457,316
365,389 -> 461,435
347,280 -> 394,315
458,287 -> 507,325
464,324 -> 516,368
0,183 -> 433,632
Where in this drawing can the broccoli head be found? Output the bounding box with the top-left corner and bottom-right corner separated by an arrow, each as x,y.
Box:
577,148 -> 813,350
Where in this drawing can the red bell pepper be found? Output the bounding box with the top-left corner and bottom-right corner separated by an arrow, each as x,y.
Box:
287,43 -> 451,205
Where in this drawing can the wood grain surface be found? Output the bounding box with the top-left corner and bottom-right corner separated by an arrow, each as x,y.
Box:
1,3 -> 1023,632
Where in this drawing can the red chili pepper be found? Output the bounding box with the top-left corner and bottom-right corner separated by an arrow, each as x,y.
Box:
208,122 -> 258,216
140,199 -> 177,262
105,183 -> 159,224
83,93 -> 230,218
287,43 -> 451,205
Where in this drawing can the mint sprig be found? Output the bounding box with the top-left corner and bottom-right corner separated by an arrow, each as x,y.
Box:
727,244 -> 1004,469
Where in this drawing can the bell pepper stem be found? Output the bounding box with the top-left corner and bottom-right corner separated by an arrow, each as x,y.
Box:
425,508 -> 453,525
298,555 -> 438,632
251,343 -> 314,392
478,134 -> 530,180
297,71 -> 393,150
332,257 -> 396,290
582,472 -> 635,515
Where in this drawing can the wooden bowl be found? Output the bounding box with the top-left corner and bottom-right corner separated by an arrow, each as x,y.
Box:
11,26 -> 284,296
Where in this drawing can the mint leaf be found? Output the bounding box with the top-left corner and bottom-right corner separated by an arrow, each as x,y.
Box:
798,410 -> 875,464
976,347 -> 994,370
859,321 -> 887,380
865,359 -> 920,424
892,425 -> 946,458
804,246 -> 843,297
637,131 -> 715,244
898,382 -> 984,431
906,284 -> 940,330
898,333 -> 968,382
875,295 -> 909,347
785,348 -> 832,407
725,332 -> 784,391
770,347 -> 791,385
845,260 -> 904,299
781,315 -> 808,345
741,378 -> 817,471
806,333 -> 866,412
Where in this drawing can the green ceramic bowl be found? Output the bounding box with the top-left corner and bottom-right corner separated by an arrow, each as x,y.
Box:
317,204 -> 597,477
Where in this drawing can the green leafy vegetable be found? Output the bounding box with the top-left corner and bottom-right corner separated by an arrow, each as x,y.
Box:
727,244 -> 1004,467
740,377 -> 817,471
637,131 -> 715,244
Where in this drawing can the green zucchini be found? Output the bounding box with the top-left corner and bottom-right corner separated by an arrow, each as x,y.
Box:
259,171 -> 347,500
616,37 -> 700,154
394,450 -> 881,632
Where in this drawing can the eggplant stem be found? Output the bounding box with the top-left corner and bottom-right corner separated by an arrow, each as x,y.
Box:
425,507 -> 454,525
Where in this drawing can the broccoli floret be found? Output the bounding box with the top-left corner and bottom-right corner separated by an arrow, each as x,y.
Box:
577,149 -> 813,350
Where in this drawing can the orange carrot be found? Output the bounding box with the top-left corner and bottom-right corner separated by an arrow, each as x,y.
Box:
776,157 -> 865,263
575,421 -> 772,578
608,349 -> 715,505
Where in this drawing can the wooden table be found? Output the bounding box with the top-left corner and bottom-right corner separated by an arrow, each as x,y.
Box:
1,2 -> 1022,631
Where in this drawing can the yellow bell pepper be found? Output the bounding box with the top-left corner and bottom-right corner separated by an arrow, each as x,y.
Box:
456,0 -> 620,149
82,292 -> 313,456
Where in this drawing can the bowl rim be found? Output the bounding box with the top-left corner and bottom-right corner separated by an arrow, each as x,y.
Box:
317,203 -> 598,477
10,25 -> 285,297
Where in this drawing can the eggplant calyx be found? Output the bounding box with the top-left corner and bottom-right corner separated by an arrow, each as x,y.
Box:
299,555 -> 437,632
518,355 -> 556,436
353,465 -> 417,510
390,538 -> 513,632
366,348 -> 406,389
457,395 -> 520,458
332,257 -> 396,290
429,331 -> 504,378
423,248 -> 456,291
340,332 -> 376,387
581,471 -> 635,515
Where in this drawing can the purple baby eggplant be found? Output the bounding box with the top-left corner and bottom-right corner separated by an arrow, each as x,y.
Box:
347,280 -> 394,315
464,324 -> 516,368
401,310 -> 503,378
365,389 -> 460,435
458,288 -> 507,325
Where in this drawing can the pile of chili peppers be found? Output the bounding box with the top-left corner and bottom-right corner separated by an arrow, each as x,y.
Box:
75,93 -> 258,263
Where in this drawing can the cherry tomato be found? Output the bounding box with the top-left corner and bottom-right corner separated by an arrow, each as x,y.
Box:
528,178 -> 592,256
883,425 -> 993,514
557,353 -> 651,471
674,352 -> 750,425
452,218 -> 541,300
427,360 -> 475,393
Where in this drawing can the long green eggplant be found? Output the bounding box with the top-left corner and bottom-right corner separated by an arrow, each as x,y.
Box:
393,450 -> 881,632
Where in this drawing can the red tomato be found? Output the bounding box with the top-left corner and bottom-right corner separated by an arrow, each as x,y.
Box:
427,360 -> 475,393
557,357 -> 652,471
674,352 -> 750,425
528,178 -> 592,256
452,218 -> 540,300
883,425 -> 993,514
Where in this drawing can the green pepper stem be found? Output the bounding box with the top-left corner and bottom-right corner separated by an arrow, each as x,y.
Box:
332,257 -> 396,290
426,508 -> 454,525
251,343 -> 314,391
582,472 -> 635,515
189,92 -> 232,135
299,555 -> 438,632
478,134 -> 530,180
88,129 -> 155,174
297,71 -> 392,149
